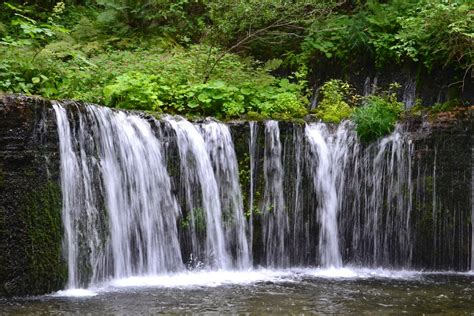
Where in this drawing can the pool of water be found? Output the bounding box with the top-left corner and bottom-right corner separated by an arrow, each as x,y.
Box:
1,268 -> 473,314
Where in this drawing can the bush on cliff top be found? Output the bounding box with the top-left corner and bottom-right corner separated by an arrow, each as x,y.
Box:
352,92 -> 403,142
314,79 -> 354,124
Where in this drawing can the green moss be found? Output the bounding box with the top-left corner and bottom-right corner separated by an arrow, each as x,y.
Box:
144,110 -> 163,120
239,153 -> 251,190
244,111 -> 268,121
181,207 -> 206,233
289,118 -> 306,125
21,181 -> 67,295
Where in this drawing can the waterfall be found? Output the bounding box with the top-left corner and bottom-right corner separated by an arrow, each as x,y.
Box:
54,104 -> 183,287
403,77 -> 416,109
432,148 -> 438,263
347,124 -> 414,267
200,120 -> 250,269
305,123 -> 354,268
163,117 -> 231,269
248,122 -> 258,262
52,102 -> 471,288
288,125 -> 304,266
371,126 -> 413,267
87,107 -> 183,278
262,121 -> 288,267
54,103 -> 85,288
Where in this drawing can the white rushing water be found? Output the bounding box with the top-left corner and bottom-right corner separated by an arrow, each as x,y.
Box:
54,103 -> 83,288
163,117 -> 231,269
200,120 -> 250,269
55,105 -> 255,288
52,267 -> 429,297
55,104 -> 183,287
262,121 -> 289,267
305,123 -> 354,268
88,107 -> 183,278
248,121 -> 258,262
364,125 -> 414,267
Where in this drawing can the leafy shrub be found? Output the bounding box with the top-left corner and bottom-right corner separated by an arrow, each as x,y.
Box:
352,94 -> 403,142
0,2 -> 68,50
271,92 -> 307,118
393,0 -> 473,70
95,0 -> 205,40
0,2 -> 313,119
103,72 -> 162,110
314,79 -> 354,123
102,67 -> 308,119
302,0 -> 473,71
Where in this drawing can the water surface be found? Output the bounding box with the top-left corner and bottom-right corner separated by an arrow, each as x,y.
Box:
2,268 -> 473,314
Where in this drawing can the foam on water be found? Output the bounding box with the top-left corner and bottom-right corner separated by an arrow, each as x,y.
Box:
106,268 -> 424,289
109,269 -> 296,288
292,267 -> 422,279
53,288 -> 98,297
48,267 -> 473,297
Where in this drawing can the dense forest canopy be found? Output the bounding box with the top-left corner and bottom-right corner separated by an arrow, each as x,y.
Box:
0,0 -> 472,139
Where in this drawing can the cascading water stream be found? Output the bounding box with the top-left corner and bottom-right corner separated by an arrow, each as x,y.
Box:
54,103 -> 84,288
262,121 -> 288,267
163,117 -> 231,269
200,121 -> 250,269
339,124 -> 415,268
248,122 -> 258,262
54,104 -> 183,287
87,107 -> 183,278
305,123 -> 353,268
288,125 -> 304,265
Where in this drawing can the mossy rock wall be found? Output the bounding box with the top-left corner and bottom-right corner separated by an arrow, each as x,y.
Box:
0,95 -> 66,296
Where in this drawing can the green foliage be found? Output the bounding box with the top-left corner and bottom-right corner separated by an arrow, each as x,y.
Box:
303,0 -> 473,71
95,0 -> 205,41
314,79 -> 354,123
1,2 -> 69,50
352,91 -> 403,142
0,24 -> 307,119
430,99 -> 463,114
1,0 -> 467,122
104,72 -> 162,110
393,0 -> 473,70
101,53 -> 308,119
204,0 -> 337,58
181,207 -> 206,233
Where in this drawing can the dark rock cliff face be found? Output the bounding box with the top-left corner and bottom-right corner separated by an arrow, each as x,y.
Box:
0,94 -> 472,296
0,95 -> 66,297
410,108 -> 473,270
308,61 -> 474,108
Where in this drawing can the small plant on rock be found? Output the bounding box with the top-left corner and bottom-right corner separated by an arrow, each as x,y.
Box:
314,79 -> 354,123
352,84 -> 403,142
